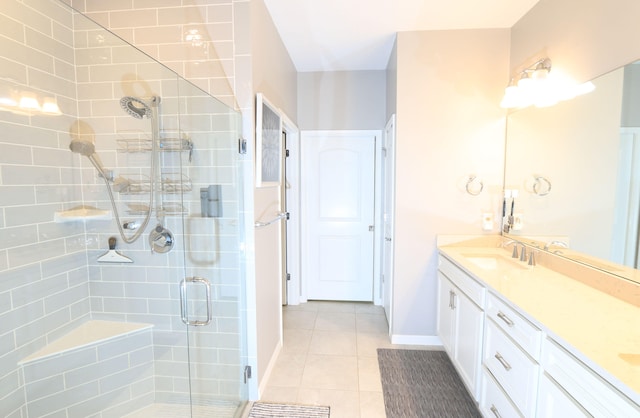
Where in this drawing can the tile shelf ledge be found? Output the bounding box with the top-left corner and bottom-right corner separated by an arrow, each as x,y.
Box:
54,205 -> 111,223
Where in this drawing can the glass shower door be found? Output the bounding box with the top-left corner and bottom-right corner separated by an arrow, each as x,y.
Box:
173,77 -> 249,416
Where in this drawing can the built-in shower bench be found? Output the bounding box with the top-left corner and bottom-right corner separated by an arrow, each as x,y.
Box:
19,320 -> 155,417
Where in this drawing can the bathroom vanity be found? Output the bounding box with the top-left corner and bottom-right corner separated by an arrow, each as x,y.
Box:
437,236 -> 640,417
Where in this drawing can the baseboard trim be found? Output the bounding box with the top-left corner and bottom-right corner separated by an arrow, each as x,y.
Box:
257,341 -> 282,399
390,334 -> 443,346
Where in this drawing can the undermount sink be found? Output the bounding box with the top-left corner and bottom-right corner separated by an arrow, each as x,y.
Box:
461,253 -> 526,270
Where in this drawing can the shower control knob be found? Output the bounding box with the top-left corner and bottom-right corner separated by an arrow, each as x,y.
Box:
123,221 -> 139,230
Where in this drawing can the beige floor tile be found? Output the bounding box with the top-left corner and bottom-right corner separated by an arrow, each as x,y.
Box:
356,313 -> 389,334
284,302 -> 319,312
355,303 -> 385,315
309,330 -> 357,356
315,301 -> 358,312
301,354 -> 359,390
356,332 -> 393,357
283,309 -> 317,330
260,386 -> 299,404
315,311 -> 356,332
282,328 -> 313,353
359,391 -> 387,418
266,352 -> 307,387
358,355 -> 382,392
297,389 -> 360,418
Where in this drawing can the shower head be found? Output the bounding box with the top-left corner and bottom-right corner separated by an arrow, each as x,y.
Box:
120,96 -> 159,119
69,136 -> 96,156
69,136 -> 109,179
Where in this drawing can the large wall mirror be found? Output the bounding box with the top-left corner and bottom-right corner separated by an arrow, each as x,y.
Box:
504,60 -> 640,283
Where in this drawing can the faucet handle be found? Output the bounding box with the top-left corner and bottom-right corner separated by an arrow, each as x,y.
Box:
528,251 -> 536,266
519,244 -> 527,262
511,245 -> 519,259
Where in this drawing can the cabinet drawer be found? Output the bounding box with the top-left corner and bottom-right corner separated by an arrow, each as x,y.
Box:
487,292 -> 541,359
439,255 -> 485,307
480,368 -> 523,418
542,338 -> 640,417
484,320 -> 539,417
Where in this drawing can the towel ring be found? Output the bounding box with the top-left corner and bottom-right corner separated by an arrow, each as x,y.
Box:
533,176 -> 552,196
465,175 -> 484,196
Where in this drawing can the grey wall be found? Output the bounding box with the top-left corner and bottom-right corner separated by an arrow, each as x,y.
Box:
249,0 -> 298,393
622,63 -> 640,128
297,70 -> 387,130
391,28 -> 510,340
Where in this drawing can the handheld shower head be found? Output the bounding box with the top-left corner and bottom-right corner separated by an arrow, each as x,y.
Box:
120,96 -> 158,119
69,136 -> 96,156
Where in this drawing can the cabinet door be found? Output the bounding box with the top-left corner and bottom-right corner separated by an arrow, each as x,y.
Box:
437,272 -> 455,355
537,374 -> 589,417
454,290 -> 484,400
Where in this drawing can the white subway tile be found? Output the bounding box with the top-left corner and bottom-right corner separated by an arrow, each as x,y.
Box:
75,46 -> 112,65
157,6 -> 206,26
45,283 -> 89,314
26,381 -> 99,417
25,27 -> 74,65
3,0 -> 51,36
7,238 -> 66,267
89,63 -> 137,82
110,9 -> 158,29
24,374 -> 64,400
0,12 -> 25,43
0,225 -> 38,251
5,203 -> 59,227
84,0 -> 134,13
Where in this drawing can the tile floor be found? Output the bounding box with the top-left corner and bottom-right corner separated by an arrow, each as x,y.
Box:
260,301 -> 437,418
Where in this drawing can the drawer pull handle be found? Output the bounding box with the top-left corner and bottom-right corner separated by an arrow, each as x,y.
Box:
490,404 -> 502,418
497,311 -> 515,327
494,352 -> 512,371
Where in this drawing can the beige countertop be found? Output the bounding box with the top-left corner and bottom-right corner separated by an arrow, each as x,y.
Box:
439,240 -> 640,405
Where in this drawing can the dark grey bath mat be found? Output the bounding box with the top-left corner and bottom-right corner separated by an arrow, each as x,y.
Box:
248,402 -> 330,418
377,349 -> 481,418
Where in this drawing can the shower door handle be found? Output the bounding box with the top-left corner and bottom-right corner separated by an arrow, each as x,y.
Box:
179,277 -> 213,326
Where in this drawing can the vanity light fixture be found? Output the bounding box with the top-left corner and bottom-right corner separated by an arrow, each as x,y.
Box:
500,58 -> 594,109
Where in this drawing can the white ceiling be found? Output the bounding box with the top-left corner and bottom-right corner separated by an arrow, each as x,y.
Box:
263,0 -> 540,72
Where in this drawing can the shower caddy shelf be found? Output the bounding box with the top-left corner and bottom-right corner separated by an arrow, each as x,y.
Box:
116,133 -> 193,153
113,172 -> 192,195
115,130 -> 193,217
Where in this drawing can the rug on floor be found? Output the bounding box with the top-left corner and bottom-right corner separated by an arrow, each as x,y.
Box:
248,402 -> 330,418
377,349 -> 482,418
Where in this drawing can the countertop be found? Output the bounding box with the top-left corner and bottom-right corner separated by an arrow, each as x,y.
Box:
439,241 -> 640,405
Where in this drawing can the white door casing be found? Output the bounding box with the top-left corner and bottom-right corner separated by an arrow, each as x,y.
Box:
382,115 -> 396,330
301,131 -> 376,302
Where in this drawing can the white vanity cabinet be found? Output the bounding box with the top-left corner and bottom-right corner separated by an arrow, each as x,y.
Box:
437,256 -> 486,401
438,247 -> 640,418
540,337 -> 640,417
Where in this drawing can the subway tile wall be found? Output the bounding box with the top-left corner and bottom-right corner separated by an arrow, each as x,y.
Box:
68,0 -> 239,110
0,1 -> 90,417
1,0 -> 246,416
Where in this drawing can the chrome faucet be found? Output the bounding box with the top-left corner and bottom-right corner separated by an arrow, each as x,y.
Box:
544,240 -> 568,251
502,239 -> 520,258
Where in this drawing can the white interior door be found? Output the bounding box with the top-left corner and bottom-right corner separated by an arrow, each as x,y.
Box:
382,115 -> 396,326
302,131 -> 376,301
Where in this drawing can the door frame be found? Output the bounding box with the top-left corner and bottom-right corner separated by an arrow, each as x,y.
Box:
281,114 -> 300,305
294,129 -> 382,304
382,114 -> 396,332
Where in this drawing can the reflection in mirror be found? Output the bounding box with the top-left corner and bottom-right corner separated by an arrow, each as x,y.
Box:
503,61 -> 640,283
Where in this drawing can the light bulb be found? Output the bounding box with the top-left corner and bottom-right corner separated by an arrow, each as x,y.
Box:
41,97 -> 61,115
18,93 -> 40,111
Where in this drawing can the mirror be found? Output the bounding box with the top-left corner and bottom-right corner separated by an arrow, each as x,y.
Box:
503,61 -> 640,283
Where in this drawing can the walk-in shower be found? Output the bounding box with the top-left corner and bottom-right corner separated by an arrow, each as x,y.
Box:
0,1 -> 249,417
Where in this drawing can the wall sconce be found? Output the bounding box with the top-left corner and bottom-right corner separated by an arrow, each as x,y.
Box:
500,58 -> 595,109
